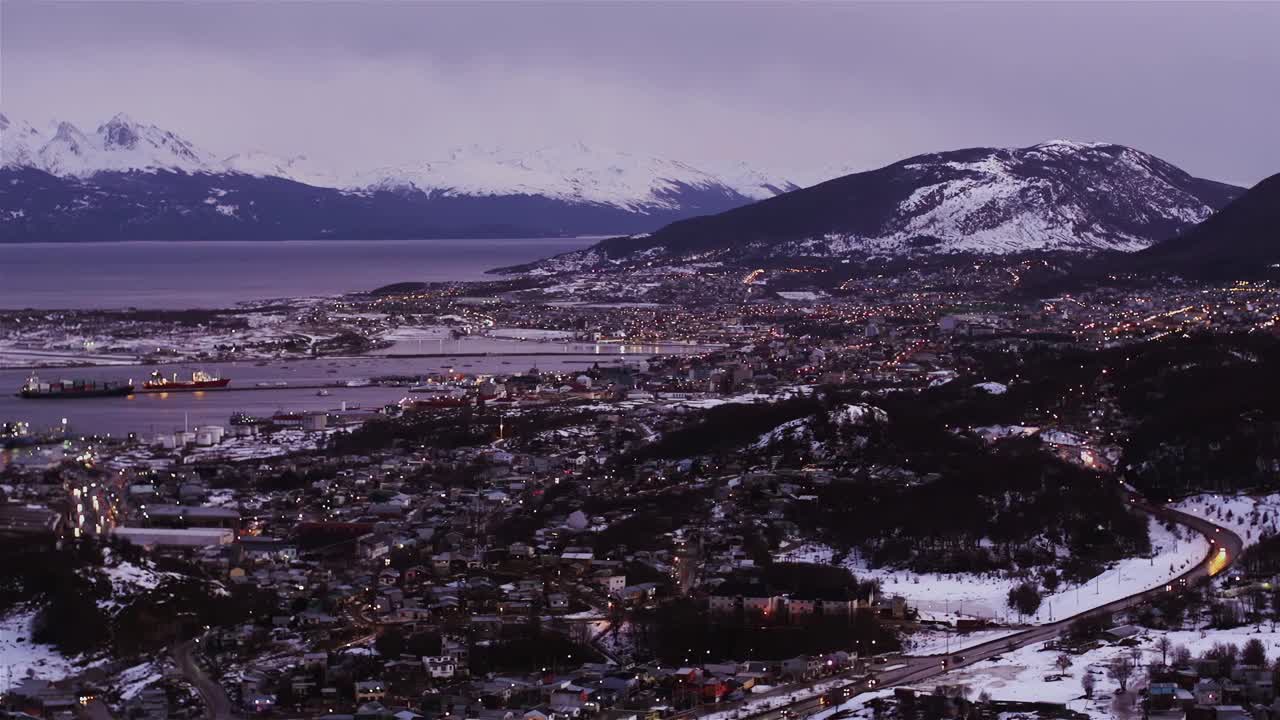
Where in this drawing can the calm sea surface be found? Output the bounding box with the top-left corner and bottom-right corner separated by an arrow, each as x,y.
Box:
0,238 -> 597,310
0,237 -> 716,439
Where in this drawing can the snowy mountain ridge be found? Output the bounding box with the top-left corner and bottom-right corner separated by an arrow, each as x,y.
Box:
0,112 -> 795,211
549,140 -> 1245,268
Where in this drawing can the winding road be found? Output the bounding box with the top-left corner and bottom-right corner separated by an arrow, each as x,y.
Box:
706,496 -> 1242,720
174,639 -> 238,720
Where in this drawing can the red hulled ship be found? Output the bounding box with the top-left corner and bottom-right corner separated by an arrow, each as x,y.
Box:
143,370 -> 231,392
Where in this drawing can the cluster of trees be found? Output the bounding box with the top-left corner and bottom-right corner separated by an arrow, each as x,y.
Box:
0,541 -> 113,655
329,406 -> 496,455
1107,334 -> 1280,496
954,333 -> 1280,500
374,627 -> 443,658
761,562 -> 880,599
1006,582 -> 1043,619
2,538 -> 279,658
632,396 -> 826,460
466,617 -> 602,674
793,427 -> 1148,581
585,487 -> 714,554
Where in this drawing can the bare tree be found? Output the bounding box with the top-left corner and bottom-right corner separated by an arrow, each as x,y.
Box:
1081,671 -> 1096,698
1129,646 -> 1145,675
1055,654 -> 1073,673
1155,636 -> 1172,666
1107,655 -> 1135,693
1172,644 -> 1192,667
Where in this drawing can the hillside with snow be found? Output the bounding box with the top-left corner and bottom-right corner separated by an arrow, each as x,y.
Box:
532,140 -> 1243,270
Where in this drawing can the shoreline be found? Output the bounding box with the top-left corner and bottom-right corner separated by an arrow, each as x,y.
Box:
1,344 -> 724,372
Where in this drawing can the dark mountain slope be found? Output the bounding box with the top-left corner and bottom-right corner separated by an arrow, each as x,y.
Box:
0,168 -> 757,242
1117,173 -> 1280,281
584,141 -> 1240,263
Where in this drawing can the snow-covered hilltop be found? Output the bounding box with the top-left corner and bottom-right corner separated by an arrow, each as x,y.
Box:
544,140 -> 1243,269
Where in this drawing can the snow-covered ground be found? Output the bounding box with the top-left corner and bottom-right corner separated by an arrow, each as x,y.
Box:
0,609 -> 77,680
810,622 -> 1280,719
775,291 -> 826,302
1173,493 -> 1280,548
905,628 -> 1020,656
779,517 -> 1209,624
670,386 -> 815,411
99,555 -> 183,605
912,634 -> 1141,716
103,428 -> 349,471
115,660 -> 164,700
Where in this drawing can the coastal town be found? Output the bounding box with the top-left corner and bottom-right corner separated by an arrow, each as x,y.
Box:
6,2 -> 1280,719
6,255 -> 1280,720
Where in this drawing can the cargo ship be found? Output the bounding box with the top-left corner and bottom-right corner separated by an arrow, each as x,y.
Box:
18,375 -> 134,399
142,370 -> 231,392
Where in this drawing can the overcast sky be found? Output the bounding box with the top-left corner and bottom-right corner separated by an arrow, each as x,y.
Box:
3,1 -> 1277,185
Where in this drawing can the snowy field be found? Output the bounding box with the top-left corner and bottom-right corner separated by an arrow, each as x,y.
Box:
779,517 -> 1209,624
912,634 -> 1139,716
906,628 -> 1020,656
0,609 -> 76,680
877,625 -> 1280,717
671,386 -> 815,411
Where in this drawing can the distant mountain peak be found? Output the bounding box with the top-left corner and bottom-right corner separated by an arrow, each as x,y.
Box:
99,114 -> 142,149
51,120 -> 87,143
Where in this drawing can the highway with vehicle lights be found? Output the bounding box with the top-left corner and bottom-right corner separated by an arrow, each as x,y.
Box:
720,494 -> 1242,720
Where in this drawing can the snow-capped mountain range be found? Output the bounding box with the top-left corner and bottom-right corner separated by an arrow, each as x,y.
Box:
538,140 -> 1243,270
0,113 -> 1245,255
351,143 -> 799,211
0,112 -> 790,209
0,112 -> 816,242
3,113 -> 217,177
